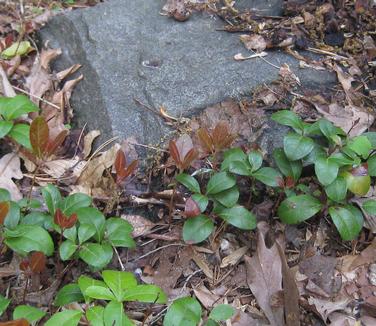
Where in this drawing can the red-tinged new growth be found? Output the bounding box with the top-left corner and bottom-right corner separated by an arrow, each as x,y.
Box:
29,116 -> 68,161
184,197 -> 201,218
19,251 -> 46,275
54,208 -> 77,230
169,140 -> 198,171
0,201 -> 9,225
198,121 -> 235,155
114,149 -> 138,184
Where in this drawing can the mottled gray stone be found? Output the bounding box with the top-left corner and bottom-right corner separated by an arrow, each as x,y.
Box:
234,0 -> 284,16
38,0 -> 335,151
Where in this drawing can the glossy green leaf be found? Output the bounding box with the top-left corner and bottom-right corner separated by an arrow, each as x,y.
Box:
59,240 -> 78,261
13,305 -> 46,323
347,136 -> 372,159
42,184 -> 62,216
85,285 -> 116,301
304,143 -> 326,165
363,132 -> 376,149
0,188 -> 11,202
54,284 -> 84,306
86,306 -> 105,326
1,41 -> 32,59
284,133 -> 314,161
79,242 -> 113,269
105,218 -> 135,248
102,270 -> 137,302
76,207 -> 105,242
342,171 -> 371,196
329,205 -> 364,241
0,120 -> 13,138
183,215 -> 214,244
122,285 -> 167,303
278,195 -> 322,224
212,186 -> 239,208
271,110 -> 304,132
216,205 -> 256,230
368,154 -> 376,177
176,173 -> 201,193
4,224 -> 54,256
206,172 -> 236,195
228,160 -> 251,176
248,150 -> 263,172
318,119 -> 344,140
60,193 -> 92,216
0,95 -> 38,120
362,200 -> 376,215
191,194 -> 209,212
78,276 -> 107,303
3,201 -> 20,229
253,167 -> 283,187
221,148 -> 247,171
209,304 -> 235,322
45,309 -> 82,326
8,123 -> 31,149
329,153 -> 355,167
273,148 -> 302,181
0,294 -> 10,316
103,301 -> 132,326
163,297 -> 202,326
63,226 -> 77,243
314,157 -> 339,186
325,177 -> 347,202
78,223 -> 96,244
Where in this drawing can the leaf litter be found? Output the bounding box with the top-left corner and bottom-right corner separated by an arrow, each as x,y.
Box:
0,0 -> 376,324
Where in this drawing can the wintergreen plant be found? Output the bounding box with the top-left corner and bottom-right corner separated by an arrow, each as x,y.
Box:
164,296 -> 235,326
0,95 -> 39,149
53,270 -> 166,325
0,185 -> 135,270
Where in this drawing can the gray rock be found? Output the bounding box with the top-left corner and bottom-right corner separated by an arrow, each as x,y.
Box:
234,0 -> 284,16
38,0 -> 335,152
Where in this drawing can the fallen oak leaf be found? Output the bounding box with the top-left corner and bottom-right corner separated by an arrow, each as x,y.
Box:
0,153 -> 23,201
244,222 -> 284,326
0,201 -> 10,225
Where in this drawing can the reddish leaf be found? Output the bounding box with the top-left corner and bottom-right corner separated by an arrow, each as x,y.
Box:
30,251 -> 46,273
184,197 -> 201,218
54,209 -> 77,229
212,121 -> 235,150
116,159 -> 138,183
19,260 -> 30,272
285,176 -> 295,189
0,201 -> 9,225
181,148 -> 198,170
169,140 -> 181,167
30,116 -> 49,159
44,129 -> 68,157
114,149 -> 126,175
197,128 -> 214,153
0,319 -> 30,326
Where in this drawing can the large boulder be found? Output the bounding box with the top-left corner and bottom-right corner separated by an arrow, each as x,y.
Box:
39,0 -> 335,151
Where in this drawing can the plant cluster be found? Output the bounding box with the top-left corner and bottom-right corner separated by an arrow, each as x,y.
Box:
174,110 -> 376,243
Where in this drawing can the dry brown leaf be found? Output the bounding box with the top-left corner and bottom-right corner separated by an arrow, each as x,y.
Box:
332,64 -> 354,93
0,153 -> 23,200
307,296 -> 350,322
83,130 -> 101,159
231,310 -> 261,326
25,48 -> 61,104
276,243 -> 300,326
244,222 -> 284,326
220,246 -> 249,268
42,158 -> 79,179
193,284 -> 221,309
77,143 -> 120,189
120,215 -> 155,238
192,250 -> 213,280
240,34 -> 267,52
308,97 -> 374,137
0,63 -> 16,96
56,64 -> 82,81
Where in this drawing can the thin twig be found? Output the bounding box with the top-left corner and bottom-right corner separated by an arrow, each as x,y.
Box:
113,246 -> 125,271
12,85 -> 60,109
131,243 -> 186,262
